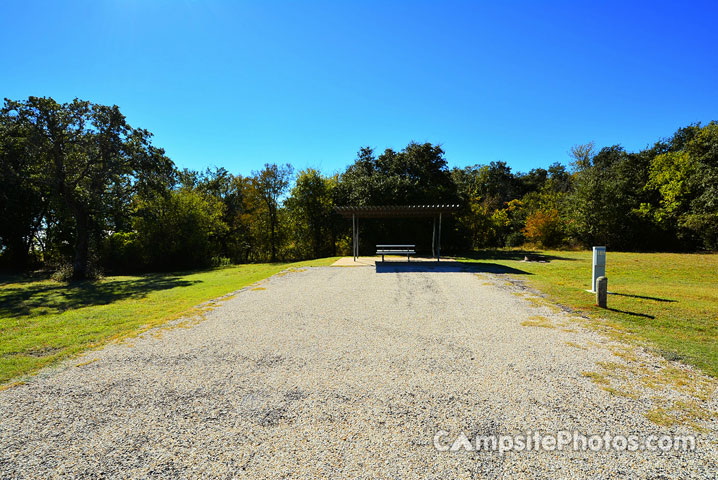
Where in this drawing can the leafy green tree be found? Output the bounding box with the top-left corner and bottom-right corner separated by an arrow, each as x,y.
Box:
131,188 -> 227,270
3,97 -> 173,279
567,146 -> 624,247
569,142 -> 596,171
336,142 -> 457,205
0,110 -> 46,270
335,143 -> 459,254
566,145 -> 654,249
641,122 -> 718,249
517,167 -> 548,196
514,164 -> 572,248
683,123 -> 718,248
251,163 -> 293,262
285,169 -> 336,258
188,167 -> 252,262
476,161 -> 521,208
464,200 -> 497,248
546,162 -> 573,193
641,151 -> 696,225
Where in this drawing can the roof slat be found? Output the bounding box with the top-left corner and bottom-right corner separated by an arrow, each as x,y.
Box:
333,204 -> 461,218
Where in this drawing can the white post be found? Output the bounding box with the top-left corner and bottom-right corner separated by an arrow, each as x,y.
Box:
437,212 -> 442,262
352,214 -> 356,261
591,246 -> 606,292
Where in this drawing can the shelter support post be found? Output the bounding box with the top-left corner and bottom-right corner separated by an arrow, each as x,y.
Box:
352,214 -> 356,261
432,216 -> 436,258
437,213 -> 442,262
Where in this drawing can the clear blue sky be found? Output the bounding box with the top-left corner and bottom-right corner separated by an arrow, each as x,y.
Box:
3,0 -> 717,177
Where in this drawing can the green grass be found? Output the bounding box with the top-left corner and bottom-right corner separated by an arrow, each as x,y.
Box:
459,250 -> 718,377
0,258 -> 338,385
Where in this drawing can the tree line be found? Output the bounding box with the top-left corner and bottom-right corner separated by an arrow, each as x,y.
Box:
1,97 -> 716,279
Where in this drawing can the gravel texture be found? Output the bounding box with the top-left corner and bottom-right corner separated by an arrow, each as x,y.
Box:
0,264 -> 716,479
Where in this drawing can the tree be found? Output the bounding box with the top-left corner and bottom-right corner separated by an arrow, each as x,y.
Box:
336,142 -> 457,206
569,142 -> 596,171
546,162 -> 573,193
251,163 -> 293,262
0,110 -> 45,270
523,209 -> 564,248
131,187 -> 227,270
641,122 -> 718,249
566,145 -> 654,249
683,122 -> 718,249
476,161 -> 521,208
285,169 -> 336,258
3,97 -> 173,279
642,151 -> 696,225
335,142 -> 460,254
517,167 -> 548,196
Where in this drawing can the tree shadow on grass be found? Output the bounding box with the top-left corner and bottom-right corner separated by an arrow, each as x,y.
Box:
0,274 -> 199,319
0,271 -> 53,286
375,261 -> 531,275
460,250 -> 579,262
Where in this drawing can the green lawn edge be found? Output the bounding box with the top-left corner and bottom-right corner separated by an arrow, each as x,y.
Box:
459,250 -> 718,377
0,257 -> 339,386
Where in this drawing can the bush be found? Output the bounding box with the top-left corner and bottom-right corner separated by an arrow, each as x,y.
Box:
51,261 -> 103,282
132,189 -> 228,271
505,231 -> 525,248
101,232 -> 143,273
523,209 -> 565,248
210,256 -> 232,267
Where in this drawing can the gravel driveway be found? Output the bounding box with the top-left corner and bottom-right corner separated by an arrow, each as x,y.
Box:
1,264 -> 716,478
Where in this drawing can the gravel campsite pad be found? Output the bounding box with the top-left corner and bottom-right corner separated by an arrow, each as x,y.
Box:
1,264 -> 716,478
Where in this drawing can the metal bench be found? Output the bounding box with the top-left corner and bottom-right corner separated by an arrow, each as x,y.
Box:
376,244 -> 416,262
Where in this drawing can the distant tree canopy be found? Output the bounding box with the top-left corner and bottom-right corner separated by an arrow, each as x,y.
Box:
1,96 -> 716,279
334,143 -> 457,206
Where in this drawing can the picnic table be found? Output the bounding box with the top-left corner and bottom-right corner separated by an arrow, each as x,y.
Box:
376,244 -> 416,262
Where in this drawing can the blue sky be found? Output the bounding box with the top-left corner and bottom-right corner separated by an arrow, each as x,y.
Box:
2,0 -> 717,177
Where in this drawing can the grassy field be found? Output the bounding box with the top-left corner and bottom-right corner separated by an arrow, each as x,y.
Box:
460,250 -> 718,377
0,258 -> 338,385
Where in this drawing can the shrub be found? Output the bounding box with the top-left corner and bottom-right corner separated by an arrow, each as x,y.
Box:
523,209 -> 565,248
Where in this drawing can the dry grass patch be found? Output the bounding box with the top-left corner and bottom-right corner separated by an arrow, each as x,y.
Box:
581,371 -> 610,385
75,358 -> 98,368
584,348 -> 717,429
601,385 -> 640,399
520,315 -> 555,328
565,341 -> 587,350
645,401 -> 716,432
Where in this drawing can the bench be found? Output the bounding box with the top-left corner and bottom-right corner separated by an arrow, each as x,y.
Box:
376,244 -> 416,262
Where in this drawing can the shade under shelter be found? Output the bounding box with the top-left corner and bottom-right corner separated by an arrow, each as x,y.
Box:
334,204 -> 460,261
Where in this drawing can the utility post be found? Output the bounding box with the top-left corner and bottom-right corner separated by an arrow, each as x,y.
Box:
591,246 -> 606,292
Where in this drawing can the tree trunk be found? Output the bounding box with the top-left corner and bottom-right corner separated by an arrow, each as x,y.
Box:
269,209 -> 277,262
71,206 -> 90,281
